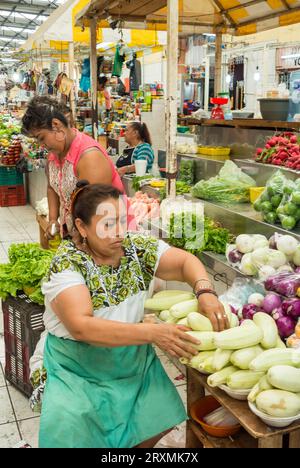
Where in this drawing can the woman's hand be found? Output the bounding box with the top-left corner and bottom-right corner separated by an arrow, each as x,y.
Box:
198,293 -> 230,332
45,220 -> 60,240
117,166 -> 128,177
152,323 -> 200,359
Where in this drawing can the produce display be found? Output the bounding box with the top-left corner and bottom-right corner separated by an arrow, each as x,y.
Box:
253,170 -> 300,231
146,289 -> 300,426
192,161 -> 256,204
255,132 -> 300,171
0,243 -> 54,305
129,191 -> 160,224
226,233 -> 298,279
1,136 -> 22,166
168,214 -> 233,255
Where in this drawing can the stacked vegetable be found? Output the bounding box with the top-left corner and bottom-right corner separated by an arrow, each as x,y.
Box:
168,214 -> 234,255
253,170 -> 300,231
255,132 -> 300,171
192,161 -> 256,204
0,243 -> 54,305
146,289 -> 300,425
226,233 -> 296,279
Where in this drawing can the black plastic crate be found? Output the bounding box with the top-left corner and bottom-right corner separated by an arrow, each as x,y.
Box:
2,292 -> 45,397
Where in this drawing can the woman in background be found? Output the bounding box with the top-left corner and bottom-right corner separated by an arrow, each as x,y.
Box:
117,122 -> 154,177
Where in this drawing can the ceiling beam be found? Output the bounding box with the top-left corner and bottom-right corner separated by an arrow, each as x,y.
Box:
239,4 -> 300,27
210,0 -> 236,28
0,2 -> 55,15
226,0 -> 268,13
0,19 -> 38,30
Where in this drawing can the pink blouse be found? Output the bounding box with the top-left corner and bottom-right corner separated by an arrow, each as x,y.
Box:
47,130 -> 135,235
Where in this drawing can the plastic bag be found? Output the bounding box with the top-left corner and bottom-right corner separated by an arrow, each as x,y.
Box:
253,170 -> 289,225
276,179 -> 300,231
219,277 -> 265,311
265,271 -> 300,297
160,196 -> 205,253
226,233 -> 291,279
192,160 -> 256,204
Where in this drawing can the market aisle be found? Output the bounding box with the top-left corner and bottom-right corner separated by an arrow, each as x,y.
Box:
0,205 -> 187,448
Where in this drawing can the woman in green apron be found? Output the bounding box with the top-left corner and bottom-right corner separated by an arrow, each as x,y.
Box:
37,182 -> 227,448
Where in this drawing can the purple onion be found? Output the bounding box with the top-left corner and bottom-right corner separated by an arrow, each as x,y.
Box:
282,298 -> 300,319
262,293 -> 282,314
242,304 -> 258,320
276,278 -> 300,297
230,305 -> 238,316
228,249 -> 243,264
295,267 -> 300,274
276,316 -> 296,339
269,235 -> 277,250
264,272 -> 290,291
271,307 -> 285,321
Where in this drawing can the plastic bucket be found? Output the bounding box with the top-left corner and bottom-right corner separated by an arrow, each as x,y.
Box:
135,160 -> 147,176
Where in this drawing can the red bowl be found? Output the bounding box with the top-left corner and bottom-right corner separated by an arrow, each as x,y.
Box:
190,396 -> 241,438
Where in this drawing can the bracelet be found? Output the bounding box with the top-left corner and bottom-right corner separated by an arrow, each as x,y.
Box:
193,278 -> 212,294
196,289 -> 218,300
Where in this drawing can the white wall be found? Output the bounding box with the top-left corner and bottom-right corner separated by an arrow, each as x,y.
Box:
141,51 -> 167,88
222,43 -> 277,113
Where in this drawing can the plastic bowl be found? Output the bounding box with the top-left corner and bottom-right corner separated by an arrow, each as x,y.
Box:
190,396 -> 241,438
250,187 -> 265,204
248,401 -> 300,428
219,385 -> 252,401
177,126 -> 190,133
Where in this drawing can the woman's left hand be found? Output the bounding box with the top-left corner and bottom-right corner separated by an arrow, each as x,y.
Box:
198,294 -> 230,332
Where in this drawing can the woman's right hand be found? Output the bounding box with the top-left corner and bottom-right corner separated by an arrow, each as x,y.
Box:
151,323 -> 200,359
45,220 -> 60,240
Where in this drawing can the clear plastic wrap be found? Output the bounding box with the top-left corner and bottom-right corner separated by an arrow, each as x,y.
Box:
219,277 -> 265,312
191,161 -> 256,204
265,271 -> 300,297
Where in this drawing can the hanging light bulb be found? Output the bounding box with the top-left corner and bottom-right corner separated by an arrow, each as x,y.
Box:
225,74 -> 231,84
254,66 -> 260,82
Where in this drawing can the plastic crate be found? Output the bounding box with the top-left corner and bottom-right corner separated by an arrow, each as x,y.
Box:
0,165 -> 23,186
2,293 -> 45,397
0,185 -> 26,207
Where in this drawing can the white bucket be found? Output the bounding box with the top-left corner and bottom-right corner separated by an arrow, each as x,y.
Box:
135,159 -> 147,176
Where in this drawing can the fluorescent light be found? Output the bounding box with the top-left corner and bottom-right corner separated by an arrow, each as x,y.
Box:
203,33 -> 215,37
225,74 -> 231,84
0,37 -> 24,43
0,58 -> 18,62
281,54 -> 300,59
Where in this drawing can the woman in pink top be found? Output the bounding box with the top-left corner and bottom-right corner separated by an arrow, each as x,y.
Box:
22,96 -> 135,239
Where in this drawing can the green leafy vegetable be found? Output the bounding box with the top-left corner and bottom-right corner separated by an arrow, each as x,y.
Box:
0,243 -> 54,305
167,214 -> 234,255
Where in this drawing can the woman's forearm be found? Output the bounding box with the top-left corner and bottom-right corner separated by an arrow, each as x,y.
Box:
181,252 -> 211,290
70,315 -> 154,347
47,186 -> 60,222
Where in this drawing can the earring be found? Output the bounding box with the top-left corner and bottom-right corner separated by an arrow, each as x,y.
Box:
82,237 -> 87,247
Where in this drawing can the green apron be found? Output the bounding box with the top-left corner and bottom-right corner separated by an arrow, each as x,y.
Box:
39,333 -> 187,448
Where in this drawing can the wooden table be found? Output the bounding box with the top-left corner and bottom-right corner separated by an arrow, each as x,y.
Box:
186,368 -> 300,448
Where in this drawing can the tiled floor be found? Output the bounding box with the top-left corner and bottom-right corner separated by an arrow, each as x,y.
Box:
0,205 -> 187,448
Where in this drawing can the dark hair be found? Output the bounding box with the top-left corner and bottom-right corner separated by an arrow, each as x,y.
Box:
129,122 -> 152,145
72,180 -> 122,225
21,96 -> 70,135
98,76 -> 108,87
